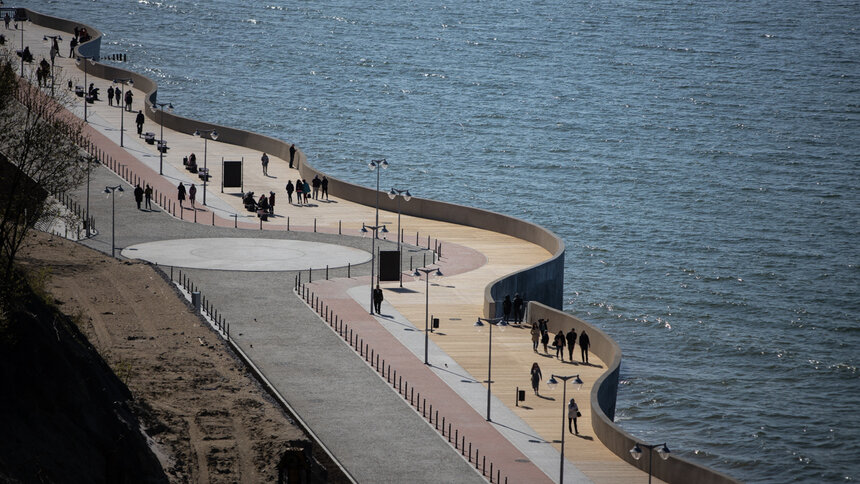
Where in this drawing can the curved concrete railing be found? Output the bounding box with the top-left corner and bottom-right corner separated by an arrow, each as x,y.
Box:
31,8 -> 566,320
29,9 -> 738,483
528,302 -> 741,484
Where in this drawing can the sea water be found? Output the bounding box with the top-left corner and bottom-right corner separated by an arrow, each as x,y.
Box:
16,1 -> 859,482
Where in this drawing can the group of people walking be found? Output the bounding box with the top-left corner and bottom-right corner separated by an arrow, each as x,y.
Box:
285,175 -> 328,205
133,183 -> 154,210
529,318 -> 590,363
502,294 -> 525,323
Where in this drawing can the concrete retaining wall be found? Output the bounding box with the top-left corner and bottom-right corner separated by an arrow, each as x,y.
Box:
31,6 -> 566,319
527,301 -> 741,484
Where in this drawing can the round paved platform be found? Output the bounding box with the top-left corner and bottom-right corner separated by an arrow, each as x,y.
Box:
122,238 -> 371,271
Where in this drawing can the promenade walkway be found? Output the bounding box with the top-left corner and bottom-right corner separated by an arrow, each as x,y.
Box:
13,17 -> 663,484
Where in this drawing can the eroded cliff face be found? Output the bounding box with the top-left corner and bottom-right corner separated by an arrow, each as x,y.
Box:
0,277 -> 167,484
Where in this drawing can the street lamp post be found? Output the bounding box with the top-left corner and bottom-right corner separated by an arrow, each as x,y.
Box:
43,35 -> 62,96
103,184 -> 124,257
193,129 -> 219,205
17,17 -> 25,75
154,102 -> 173,175
388,187 -> 411,286
413,266 -> 442,365
83,155 -> 98,237
474,315 -> 508,422
361,222 -> 388,315
75,55 -> 92,122
629,442 -> 671,484
546,373 -> 584,484
112,78 -> 134,147
368,159 -> 388,235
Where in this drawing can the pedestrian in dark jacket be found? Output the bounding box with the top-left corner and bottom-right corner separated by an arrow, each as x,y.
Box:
322,176 -> 329,200
135,110 -> 145,136
579,331 -> 591,364
133,183 -> 143,209
541,330 -> 550,354
144,184 -> 153,210
554,330 -> 566,361
566,328 -> 577,362
107,85 -> 114,106
513,293 -> 524,323
188,184 -> 197,208
530,362 -> 543,395
373,284 -> 383,313
124,89 -> 133,111
289,143 -> 296,168
177,182 -> 186,208
502,295 -> 512,322
286,180 -> 294,204
268,191 -> 275,214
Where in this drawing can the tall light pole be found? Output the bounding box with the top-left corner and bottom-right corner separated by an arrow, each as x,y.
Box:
82,155 -> 98,237
546,373 -> 584,484
361,222 -> 388,315
368,159 -> 388,235
193,129 -> 218,205
17,18 -> 25,75
113,78 -> 134,147
103,185 -> 124,257
474,315 -> 508,422
76,55 -> 92,122
154,102 -> 173,175
630,442 -> 671,484
43,35 -> 62,96
388,187 -> 411,286
413,266 -> 442,365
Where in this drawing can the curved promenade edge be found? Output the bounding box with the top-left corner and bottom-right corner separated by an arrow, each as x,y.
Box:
23,8 -> 739,483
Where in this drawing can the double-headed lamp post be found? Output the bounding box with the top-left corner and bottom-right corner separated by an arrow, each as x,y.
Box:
43,35 -> 62,96
75,55 -> 92,122
474,315 -> 508,422
82,155 -> 98,237
413,266 -> 442,365
368,159 -> 388,233
546,373 -> 584,484
630,442 -> 671,484
388,187 -> 411,286
103,185 -> 124,257
154,102 -> 173,175
112,78 -> 134,147
361,222 -> 388,315
192,129 -> 219,205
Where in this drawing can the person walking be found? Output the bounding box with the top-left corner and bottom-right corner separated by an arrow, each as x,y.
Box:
568,398 -> 580,434
502,295 -> 512,322
321,176 -> 329,200
289,143 -> 296,168
554,330 -> 566,361
135,110 -> 144,136
294,178 -> 303,206
312,175 -> 321,200
373,284 -> 383,313
530,362 -> 543,395
302,179 -> 311,204
541,329 -> 550,354
69,36 -> 78,57
4,13 -> 10,29
261,153 -> 269,176
285,180 -> 294,204
124,89 -> 133,111
268,191 -> 275,215
177,182 -> 186,208
513,293 -> 524,323
107,85 -> 114,106
257,194 -> 269,215
188,183 -> 197,208
538,318 -> 548,334
566,327 -> 577,362
114,86 -> 121,107
579,330 -> 591,364
144,184 -> 153,210
133,183 -> 144,210
530,324 -> 540,353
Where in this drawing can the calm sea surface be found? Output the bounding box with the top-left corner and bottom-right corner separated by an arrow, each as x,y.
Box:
22,1 -> 860,482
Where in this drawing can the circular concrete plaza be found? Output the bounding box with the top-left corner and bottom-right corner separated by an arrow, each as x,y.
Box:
122,238 -> 371,271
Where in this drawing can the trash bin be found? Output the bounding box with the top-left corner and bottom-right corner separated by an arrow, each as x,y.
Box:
191,291 -> 201,312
